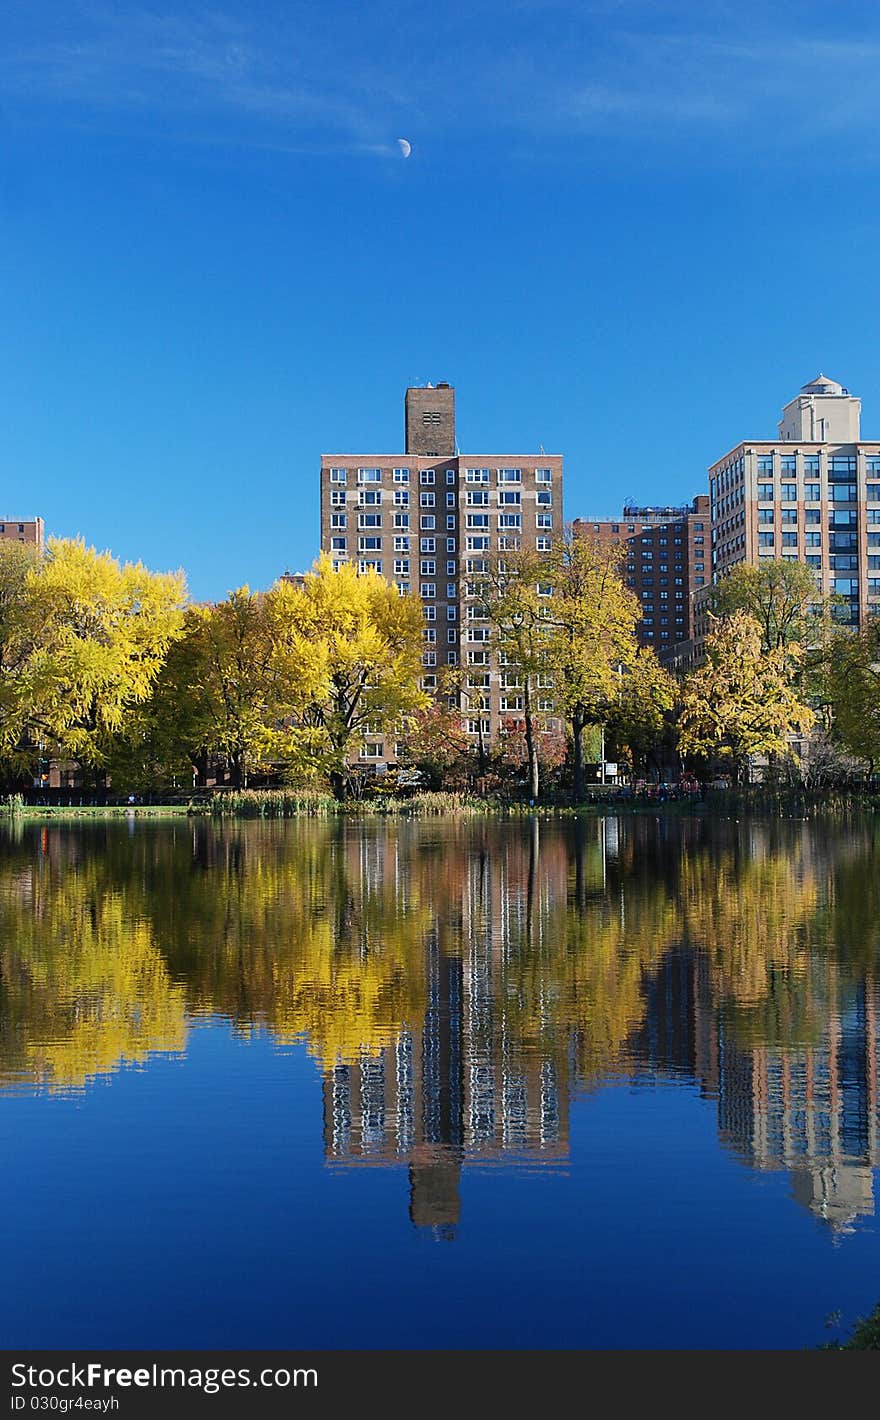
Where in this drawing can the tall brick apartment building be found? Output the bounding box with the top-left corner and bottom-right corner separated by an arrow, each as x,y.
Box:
571,497 -> 710,657
319,384 -> 563,758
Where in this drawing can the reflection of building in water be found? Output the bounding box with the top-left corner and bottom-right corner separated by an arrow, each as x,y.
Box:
716,982 -> 880,1232
323,839 -> 571,1233
322,818 -> 880,1236
623,945 -> 880,1233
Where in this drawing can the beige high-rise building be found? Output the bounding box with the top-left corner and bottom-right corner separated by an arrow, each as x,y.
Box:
319,384 -> 564,761
710,374 -> 880,635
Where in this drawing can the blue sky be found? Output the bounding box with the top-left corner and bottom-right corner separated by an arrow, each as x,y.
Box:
2,1 -> 880,599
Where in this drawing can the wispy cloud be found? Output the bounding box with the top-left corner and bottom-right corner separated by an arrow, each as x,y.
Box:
2,1 -> 880,162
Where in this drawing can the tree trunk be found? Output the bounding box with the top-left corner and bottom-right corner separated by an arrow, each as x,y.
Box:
476,719 -> 488,778
230,750 -> 247,790
572,714 -> 585,803
523,686 -> 540,803
329,767 -> 347,802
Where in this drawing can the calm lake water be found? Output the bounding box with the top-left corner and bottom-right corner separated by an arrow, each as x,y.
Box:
2,813 -> 880,1349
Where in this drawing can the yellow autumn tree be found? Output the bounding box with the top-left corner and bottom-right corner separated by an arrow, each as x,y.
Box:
545,532 -> 642,800
1,537 -> 187,777
140,584 -> 328,789
678,610 -> 814,782
284,556 -> 428,798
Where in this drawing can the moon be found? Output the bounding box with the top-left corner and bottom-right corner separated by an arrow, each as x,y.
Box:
397,138 -> 412,158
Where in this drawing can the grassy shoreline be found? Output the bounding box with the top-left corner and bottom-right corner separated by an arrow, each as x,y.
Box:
4,788 -> 879,822
2,803 -> 192,820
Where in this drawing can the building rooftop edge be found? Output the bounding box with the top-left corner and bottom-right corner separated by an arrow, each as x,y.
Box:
708,438 -> 880,469
320,452 -> 563,460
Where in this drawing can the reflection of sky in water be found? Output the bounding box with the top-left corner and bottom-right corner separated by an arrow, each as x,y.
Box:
1,815 -> 879,1348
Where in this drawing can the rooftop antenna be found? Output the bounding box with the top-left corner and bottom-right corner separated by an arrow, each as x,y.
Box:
539,443 -> 545,454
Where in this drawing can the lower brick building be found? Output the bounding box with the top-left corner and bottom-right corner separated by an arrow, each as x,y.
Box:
571,497 -> 709,656
0,517 -> 44,548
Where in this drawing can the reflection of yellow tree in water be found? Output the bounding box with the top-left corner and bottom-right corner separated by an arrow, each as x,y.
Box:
1,817 -> 878,1098
143,822 -> 433,1069
503,874 -> 679,1083
675,829 -> 836,1052
0,851 -> 186,1091
491,821 -> 880,1081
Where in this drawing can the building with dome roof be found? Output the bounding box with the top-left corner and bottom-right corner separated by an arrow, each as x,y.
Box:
693,375 -> 880,661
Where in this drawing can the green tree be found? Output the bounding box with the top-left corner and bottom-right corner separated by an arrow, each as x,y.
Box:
711,558 -> 830,653
678,610 -> 815,782
825,624 -> 880,774
476,549 -> 556,800
605,648 -> 676,772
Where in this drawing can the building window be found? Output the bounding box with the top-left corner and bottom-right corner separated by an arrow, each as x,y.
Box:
329,467 -> 347,484
420,469 -> 435,484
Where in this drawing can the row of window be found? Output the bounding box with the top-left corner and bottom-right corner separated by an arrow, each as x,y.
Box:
330,535 -> 554,556
330,489 -> 554,508
756,507 -> 880,525
328,466 -> 556,485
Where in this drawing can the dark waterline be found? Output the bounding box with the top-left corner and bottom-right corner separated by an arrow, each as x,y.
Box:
2,815 -> 879,1349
